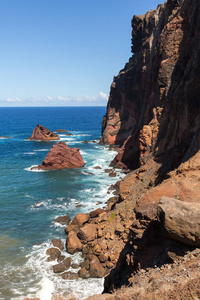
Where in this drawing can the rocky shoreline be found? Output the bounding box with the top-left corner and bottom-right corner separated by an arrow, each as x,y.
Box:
25,0 -> 200,298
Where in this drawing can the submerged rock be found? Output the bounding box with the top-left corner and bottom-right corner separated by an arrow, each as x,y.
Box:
55,129 -> 68,133
53,257 -> 72,273
46,247 -> 61,261
61,271 -> 79,280
54,215 -> 71,226
37,141 -> 86,170
27,124 -> 59,140
51,238 -> 64,251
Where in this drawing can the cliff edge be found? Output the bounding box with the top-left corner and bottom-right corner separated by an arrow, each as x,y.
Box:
96,0 -> 200,296
101,0 -> 200,173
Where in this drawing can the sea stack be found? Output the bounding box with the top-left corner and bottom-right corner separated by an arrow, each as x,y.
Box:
37,141 -> 85,170
27,124 -> 60,141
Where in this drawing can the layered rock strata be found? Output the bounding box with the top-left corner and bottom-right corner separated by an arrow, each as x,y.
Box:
37,141 -> 85,170
27,124 -> 59,140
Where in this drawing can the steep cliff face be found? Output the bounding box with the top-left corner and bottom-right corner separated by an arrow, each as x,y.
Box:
96,0 -> 200,294
101,0 -> 200,173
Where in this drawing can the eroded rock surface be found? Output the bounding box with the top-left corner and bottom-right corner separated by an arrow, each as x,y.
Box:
37,141 -> 86,170
27,124 -> 59,140
101,0 -> 200,173
158,197 -> 200,247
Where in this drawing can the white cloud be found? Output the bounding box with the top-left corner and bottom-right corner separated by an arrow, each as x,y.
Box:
0,92 -> 109,106
5,97 -> 22,102
99,91 -> 108,100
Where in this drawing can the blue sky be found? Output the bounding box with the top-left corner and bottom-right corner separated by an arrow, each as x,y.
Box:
0,0 -> 163,106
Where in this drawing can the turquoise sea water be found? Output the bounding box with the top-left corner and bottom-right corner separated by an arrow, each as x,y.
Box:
0,107 -> 124,300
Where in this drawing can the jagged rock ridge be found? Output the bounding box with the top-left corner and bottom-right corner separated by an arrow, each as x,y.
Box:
101,0 -> 200,174
27,124 -> 60,140
96,0 -> 200,295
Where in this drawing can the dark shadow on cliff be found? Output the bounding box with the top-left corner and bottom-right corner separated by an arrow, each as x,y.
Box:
103,218 -> 194,293
154,0 -> 200,184
111,0 -> 200,183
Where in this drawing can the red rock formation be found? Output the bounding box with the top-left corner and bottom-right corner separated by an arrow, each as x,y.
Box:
27,124 -> 59,140
38,141 -> 85,170
95,0 -> 200,294
101,0 -> 200,173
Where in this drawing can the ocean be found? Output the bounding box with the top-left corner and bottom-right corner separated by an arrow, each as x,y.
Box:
0,107 -> 124,300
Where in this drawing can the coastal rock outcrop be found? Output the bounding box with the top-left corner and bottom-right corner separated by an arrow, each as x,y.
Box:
47,0 -> 200,298
96,0 -> 200,295
27,124 -> 59,140
158,197 -> 200,247
37,141 -> 86,170
101,0 -> 200,173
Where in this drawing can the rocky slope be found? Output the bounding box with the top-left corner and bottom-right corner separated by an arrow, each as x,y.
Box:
28,0 -> 200,299
101,0 -> 200,173
94,0 -> 200,297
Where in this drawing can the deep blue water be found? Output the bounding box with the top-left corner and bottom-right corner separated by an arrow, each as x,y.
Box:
0,107 -> 123,300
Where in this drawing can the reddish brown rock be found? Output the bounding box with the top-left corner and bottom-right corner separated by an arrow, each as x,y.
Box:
109,171 -> 117,177
80,259 -> 90,270
65,224 -> 80,234
54,215 -> 71,226
100,0 -> 200,174
27,124 -> 59,141
89,261 -> 106,278
51,239 -> 64,251
53,257 -> 72,273
78,267 -> 90,279
90,208 -> 105,218
61,271 -> 79,280
46,247 -> 61,261
66,231 -> 83,254
158,197 -> 200,247
37,141 -> 86,170
71,213 -> 90,226
78,224 -> 97,242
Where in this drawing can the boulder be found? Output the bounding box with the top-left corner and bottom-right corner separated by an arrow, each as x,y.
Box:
51,239 -> 64,251
80,259 -> 90,270
66,231 -> 83,254
109,171 -> 117,177
71,213 -> 90,226
46,247 -> 61,261
53,257 -> 72,273
61,271 -> 79,280
90,208 -> 105,218
78,267 -> 90,279
27,124 -> 59,140
71,263 -> 79,269
89,261 -> 106,278
77,224 -> 97,242
65,224 -> 80,234
158,197 -> 200,247
37,142 -> 86,170
54,215 -> 71,226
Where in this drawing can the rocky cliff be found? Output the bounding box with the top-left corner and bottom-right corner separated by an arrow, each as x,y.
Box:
96,0 -> 200,296
43,1 -> 200,298
101,0 -> 200,174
